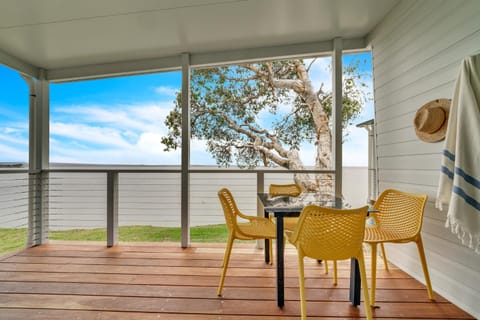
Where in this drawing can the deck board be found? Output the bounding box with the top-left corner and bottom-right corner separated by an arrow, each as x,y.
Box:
0,242 -> 475,319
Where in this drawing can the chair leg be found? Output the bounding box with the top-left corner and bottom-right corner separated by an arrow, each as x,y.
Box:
357,253 -> 373,320
333,260 -> 338,285
416,236 -> 434,300
297,251 -> 307,320
370,243 -> 378,306
217,234 -> 235,296
268,239 -> 273,265
324,259 -> 329,274
380,243 -> 389,271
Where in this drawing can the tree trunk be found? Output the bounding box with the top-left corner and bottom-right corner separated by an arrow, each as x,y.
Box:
294,61 -> 334,194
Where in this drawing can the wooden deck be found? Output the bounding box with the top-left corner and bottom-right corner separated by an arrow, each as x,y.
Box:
0,241 -> 475,319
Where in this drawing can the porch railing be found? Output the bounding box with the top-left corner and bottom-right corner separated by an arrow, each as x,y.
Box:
0,166 -> 365,248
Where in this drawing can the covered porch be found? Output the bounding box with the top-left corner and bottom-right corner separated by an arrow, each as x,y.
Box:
1,0 -> 480,318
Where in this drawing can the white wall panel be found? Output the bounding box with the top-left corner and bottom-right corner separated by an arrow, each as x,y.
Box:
368,0 -> 480,317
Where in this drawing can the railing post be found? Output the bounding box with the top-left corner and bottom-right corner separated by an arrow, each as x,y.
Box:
181,52 -> 191,248
107,171 -> 118,247
256,171 -> 265,249
23,71 -> 49,246
332,37 -> 343,199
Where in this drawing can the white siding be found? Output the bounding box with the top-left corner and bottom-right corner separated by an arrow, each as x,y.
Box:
368,0 -> 480,317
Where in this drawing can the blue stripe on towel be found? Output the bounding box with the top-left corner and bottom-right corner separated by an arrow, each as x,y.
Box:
441,166 -> 454,180
455,167 -> 480,189
443,149 -> 456,162
453,186 -> 480,211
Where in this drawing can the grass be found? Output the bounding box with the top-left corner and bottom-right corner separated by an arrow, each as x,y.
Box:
0,224 -> 231,256
0,228 -> 28,257
49,224 -> 231,242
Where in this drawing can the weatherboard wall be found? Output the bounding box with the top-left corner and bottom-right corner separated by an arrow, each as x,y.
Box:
367,0 -> 480,317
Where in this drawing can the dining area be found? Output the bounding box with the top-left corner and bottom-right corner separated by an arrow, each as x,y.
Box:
216,184 -> 437,319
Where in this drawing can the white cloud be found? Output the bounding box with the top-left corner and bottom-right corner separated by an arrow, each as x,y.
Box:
0,133 -> 28,146
54,103 -> 170,133
0,142 -> 28,162
305,57 -> 332,92
47,101 -> 185,164
51,122 -> 131,148
155,86 -> 178,97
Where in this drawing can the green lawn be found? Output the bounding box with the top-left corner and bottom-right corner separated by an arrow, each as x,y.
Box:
50,224 -> 231,242
0,224 -> 231,257
0,228 -> 28,256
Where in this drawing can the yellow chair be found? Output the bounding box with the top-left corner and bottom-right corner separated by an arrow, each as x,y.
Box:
269,183 -> 338,283
268,183 -> 302,237
217,188 -> 276,296
364,189 -> 434,306
269,183 -> 302,197
288,205 -> 372,320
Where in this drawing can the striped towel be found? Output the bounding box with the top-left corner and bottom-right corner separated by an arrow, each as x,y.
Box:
436,54 -> 480,254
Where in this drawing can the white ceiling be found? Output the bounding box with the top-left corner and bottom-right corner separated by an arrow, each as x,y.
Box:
0,0 -> 398,80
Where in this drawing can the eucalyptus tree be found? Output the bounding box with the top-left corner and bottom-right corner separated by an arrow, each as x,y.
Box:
162,58 -> 368,192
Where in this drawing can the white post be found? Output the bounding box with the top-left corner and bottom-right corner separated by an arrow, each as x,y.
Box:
356,120 -> 376,203
107,171 -> 119,247
181,53 -> 191,248
22,70 -> 50,246
332,38 -> 343,199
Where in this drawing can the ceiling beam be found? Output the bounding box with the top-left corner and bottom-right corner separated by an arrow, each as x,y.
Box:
47,37 -> 367,82
47,55 -> 182,83
0,49 -> 40,79
192,37 -> 366,67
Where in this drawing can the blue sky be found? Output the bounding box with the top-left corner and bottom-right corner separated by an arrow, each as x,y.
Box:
0,52 -> 373,166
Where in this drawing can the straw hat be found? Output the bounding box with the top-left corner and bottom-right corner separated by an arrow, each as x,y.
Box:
414,99 -> 451,142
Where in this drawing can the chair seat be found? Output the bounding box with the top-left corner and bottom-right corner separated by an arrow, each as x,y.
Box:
364,225 -> 415,243
238,220 -> 276,239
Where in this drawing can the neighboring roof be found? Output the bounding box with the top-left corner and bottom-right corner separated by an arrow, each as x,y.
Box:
0,0 -> 398,81
356,119 -> 374,128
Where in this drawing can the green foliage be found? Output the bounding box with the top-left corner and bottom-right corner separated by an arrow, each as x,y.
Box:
162,58 -> 370,168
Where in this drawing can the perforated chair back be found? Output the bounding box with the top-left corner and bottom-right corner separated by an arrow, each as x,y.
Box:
289,205 -> 372,320
269,183 -> 302,197
218,188 -> 239,233
290,205 -> 369,260
372,189 -> 427,241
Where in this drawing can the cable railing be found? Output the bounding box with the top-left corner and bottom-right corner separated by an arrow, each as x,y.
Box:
0,165 -> 350,248
0,170 -> 30,255
0,171 -> 29,229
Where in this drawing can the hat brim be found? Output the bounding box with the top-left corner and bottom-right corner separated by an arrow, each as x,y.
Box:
414,99 -> 451,142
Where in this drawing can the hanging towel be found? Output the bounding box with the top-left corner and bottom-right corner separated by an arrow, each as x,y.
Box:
436,54 -> 480,254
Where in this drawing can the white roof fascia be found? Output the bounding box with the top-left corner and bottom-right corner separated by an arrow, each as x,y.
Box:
47,55 -> 182,83
0,49 -> 40,79
46,37 -> 367,82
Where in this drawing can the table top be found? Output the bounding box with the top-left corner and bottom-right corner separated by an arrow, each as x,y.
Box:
258,192 -> 345,213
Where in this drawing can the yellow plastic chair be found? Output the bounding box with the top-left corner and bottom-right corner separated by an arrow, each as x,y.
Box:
269,183 -> 337,283
217,188 -> 276,296
364,189 -> 434,306
269,183 -> 302,197
268,183 -> 302,235
288,205 -> 372,320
